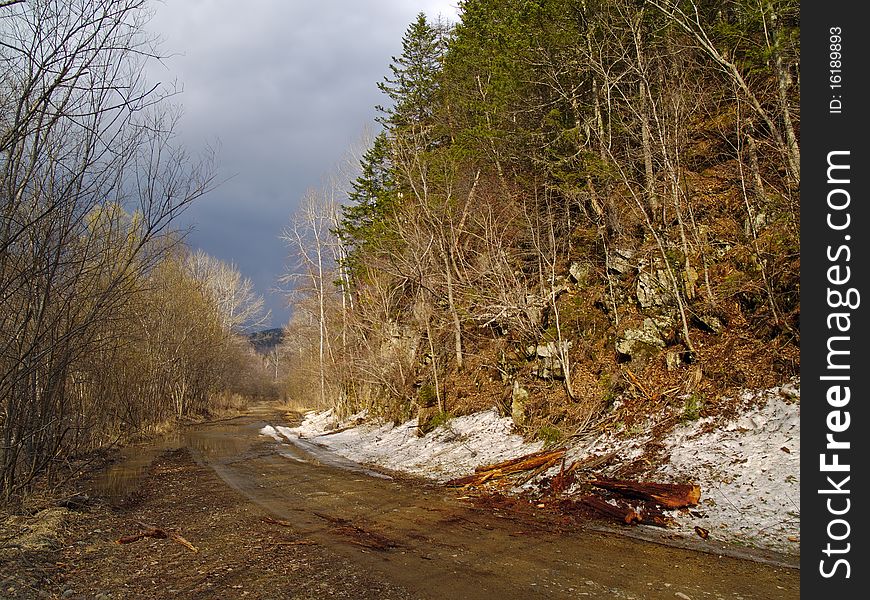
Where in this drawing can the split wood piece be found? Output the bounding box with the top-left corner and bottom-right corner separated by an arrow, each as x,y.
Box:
634,504 -> 671,528
116,528 -> 198,553
117,529 -> 167,544
579,495 -> 640,525
514,456 -> 564,487
446,448 -> 566,487
590,477 -> 701,509
549,460 -> 575,496
473,448 -> 567,474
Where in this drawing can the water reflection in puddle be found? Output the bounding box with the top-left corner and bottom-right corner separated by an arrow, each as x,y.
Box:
91,432 -> 183,502
91,420 -> 260,503
91,415 -> 393,504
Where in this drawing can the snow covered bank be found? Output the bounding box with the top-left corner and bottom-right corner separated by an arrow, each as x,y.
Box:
660,382 -> 800,553
269,408 -> 543,482
263,379 -> 799,555
562,378 -> 800,554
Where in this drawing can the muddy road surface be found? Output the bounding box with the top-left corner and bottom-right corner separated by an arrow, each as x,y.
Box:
59,404 -> 799,599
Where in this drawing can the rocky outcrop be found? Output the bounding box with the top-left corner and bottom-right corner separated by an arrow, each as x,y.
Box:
511,380 -> 529,426
636,259 -> 675,311
616,318 -> 668,364
607,247 -> 635,275
568,261 -> 590,284
527,341 -> 571,379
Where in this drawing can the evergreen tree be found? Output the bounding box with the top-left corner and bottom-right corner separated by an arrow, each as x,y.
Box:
337,131 -> 396,256
376,12 -> 448,134
337,14 -> 450,282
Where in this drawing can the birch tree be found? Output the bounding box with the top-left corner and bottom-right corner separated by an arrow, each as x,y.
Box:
281,188 -> 343,407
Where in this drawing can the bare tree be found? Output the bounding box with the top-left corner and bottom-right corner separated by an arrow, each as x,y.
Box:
0,0 -> 213,500
185,249 -> 270,333
648,0 -> 799,184
281,187 -> 343,407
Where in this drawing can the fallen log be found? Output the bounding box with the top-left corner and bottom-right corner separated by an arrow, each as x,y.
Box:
117,528 -> 168,544
169,532 -> 199,553
445,472 -> 491,487
561,496 -> 669,527
473,448 -> 567,474
635,504 -> 671,528
117,528 -> 198,553
446,448 -> 567,487
590,478 -> 701,509
515,456 -> 564,487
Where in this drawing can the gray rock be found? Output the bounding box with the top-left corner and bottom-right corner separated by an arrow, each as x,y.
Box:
666,351 -> 682,371
607,248 -> 635,275
511,381 -> 529,426
531,341 -> 571,379
532,341 -> 570,359
744,211 -> 767,236
616,318 -> 666,364
636,265 -> 674,310
379,322 -> 419,363
694,313 -> 724,334
569,261 -> 590,284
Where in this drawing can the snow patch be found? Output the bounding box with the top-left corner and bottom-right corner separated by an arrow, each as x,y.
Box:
258,424 -> 284,442
657,385 -> 800,553
561,379 -> 800,553
273,408 -> 543,482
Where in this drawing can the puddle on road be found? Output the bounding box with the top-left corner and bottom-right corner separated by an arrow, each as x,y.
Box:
91,433 -> 183,503
91,417 -> 261,503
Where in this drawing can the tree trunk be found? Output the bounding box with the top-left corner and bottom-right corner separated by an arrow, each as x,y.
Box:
769,4 -> 800,184
443,251 -> 464,371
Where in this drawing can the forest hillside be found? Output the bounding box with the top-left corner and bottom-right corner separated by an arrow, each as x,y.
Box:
281,0 -> 800,442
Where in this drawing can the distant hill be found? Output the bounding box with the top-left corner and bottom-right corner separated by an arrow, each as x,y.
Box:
247,328 -> 284,354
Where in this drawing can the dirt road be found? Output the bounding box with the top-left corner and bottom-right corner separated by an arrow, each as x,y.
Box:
48,405 -> 799,599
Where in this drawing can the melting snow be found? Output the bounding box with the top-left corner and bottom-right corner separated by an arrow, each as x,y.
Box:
656,382 -> 800,553
272,408 -> 542,482
262,378 -> 799,555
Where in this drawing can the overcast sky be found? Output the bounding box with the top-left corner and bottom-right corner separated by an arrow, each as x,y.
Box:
146,0 -> 460,328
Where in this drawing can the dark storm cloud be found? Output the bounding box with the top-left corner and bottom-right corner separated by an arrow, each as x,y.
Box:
147,1 -> 459,327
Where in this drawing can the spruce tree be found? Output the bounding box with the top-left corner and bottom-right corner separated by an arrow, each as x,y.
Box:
376,12 -> 448,133
337,131 -> 396,254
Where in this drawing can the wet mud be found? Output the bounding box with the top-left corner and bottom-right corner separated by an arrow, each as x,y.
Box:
82,404 -> 798,599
